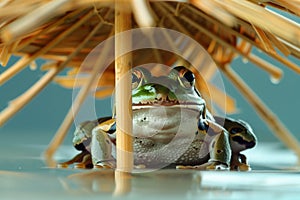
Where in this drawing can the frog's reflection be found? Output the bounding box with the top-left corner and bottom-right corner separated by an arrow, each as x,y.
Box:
63,170 -> 116,194
61,169 -> 198,196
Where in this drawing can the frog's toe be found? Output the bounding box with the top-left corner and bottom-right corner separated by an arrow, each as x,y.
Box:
206,162 -> 229,170
57,163 -> 69,168
94,160 -> 116,169
58,151 -> 91,168
177,162 -> 229,170
176,165 -> 195,170
231,163 -> 251,171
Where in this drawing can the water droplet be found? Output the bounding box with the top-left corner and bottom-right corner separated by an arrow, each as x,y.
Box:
270,75 -> 281,84
29,61 -> 37,70
242,57 -> 249,64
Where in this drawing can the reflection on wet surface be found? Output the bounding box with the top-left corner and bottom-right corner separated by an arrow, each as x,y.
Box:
1,131 -> 300,199
2,168 -> 300,199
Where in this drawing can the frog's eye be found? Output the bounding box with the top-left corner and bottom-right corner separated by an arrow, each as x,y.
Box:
174,66 -> 195,89
230,127 -> 243,135
132,69 -> 144,89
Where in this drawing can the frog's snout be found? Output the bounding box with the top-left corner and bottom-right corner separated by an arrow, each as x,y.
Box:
232,135 -> 256,149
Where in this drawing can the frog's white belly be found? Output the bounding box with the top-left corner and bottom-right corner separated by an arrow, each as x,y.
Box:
133,106 -> 200,143
131,106 -> 209,167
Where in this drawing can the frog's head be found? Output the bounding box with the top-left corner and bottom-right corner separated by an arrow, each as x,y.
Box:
215,116 -> 257,153
131,66 -> 206,114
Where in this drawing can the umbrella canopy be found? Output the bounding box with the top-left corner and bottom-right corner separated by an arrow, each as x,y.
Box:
0,0 -> 299,168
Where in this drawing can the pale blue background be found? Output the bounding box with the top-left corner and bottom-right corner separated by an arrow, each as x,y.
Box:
0,53 -> 299,144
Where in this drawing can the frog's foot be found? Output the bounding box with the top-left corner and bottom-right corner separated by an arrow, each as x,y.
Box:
176,161 -> 229,171
94,159 -> 116,169
74,154 -> 93,169
230,153 -> 251,171
58,151 -> 92,169
231,162 -> 251,171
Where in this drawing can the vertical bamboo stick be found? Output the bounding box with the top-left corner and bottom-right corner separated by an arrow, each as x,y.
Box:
113,170 -> 132,196
115,1 -> 133,172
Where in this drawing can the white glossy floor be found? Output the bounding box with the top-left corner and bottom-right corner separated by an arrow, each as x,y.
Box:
1,131 -> 300,200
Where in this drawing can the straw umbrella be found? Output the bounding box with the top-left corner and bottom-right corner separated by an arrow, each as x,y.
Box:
0,0 -> 299,171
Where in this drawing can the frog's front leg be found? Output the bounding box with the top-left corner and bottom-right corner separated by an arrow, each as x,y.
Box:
91,122 -> 116,169
177,119 -> 231,170
58,150 -> 93,169
230,153 -> 251,171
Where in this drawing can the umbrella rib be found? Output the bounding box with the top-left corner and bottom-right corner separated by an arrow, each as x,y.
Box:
250,24 -> 277,55
44,18 -> 110,164
1,0 -> 71,43
163,3 -> 285,79
185,4 -> 300,73
0,10 -> 94,86
0,10 -> 83,67
186,16 -> 283,79
14,9 -> 84,52
158,3 -> 235,113
0,63 -> 61,127
215,0 -> 300,47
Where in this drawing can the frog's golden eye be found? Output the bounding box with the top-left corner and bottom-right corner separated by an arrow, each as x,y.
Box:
174,66 -> 195,89
132,69 -> 144,89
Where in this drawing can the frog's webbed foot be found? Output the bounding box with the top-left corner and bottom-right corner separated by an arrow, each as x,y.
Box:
58,151 -> 93,169
94,159 -> 116,169
230,153 -> 251,171
176,161 -> 229,170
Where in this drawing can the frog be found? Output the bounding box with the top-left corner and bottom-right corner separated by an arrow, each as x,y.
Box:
59,66 -> 257,171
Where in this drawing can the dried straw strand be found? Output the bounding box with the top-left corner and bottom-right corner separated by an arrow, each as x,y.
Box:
0,10 -> 94,85
44,18 -> 109,163
185,4 -> 300,73
0,63 -> 61,127
164,4 -> 284,80
216,0 -> 300,47
1,0 -> 70,43
131,0 -> 156,27
15,9 -> 84,52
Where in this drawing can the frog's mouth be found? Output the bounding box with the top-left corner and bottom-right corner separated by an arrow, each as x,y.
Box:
132,100 -> 204,112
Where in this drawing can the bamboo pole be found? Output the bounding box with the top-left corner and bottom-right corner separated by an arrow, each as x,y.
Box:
115,1 -> 133,172
113,170 -> 132,196
44,20 -> 108,164
221,64 -> 300,160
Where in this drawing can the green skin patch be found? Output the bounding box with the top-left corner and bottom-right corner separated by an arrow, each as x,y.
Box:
61,66 -> 257,171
